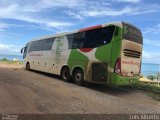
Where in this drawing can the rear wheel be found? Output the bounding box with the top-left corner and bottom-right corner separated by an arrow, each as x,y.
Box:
61,67 -> 71,82
73,69 -> 84,85
26,63 -> 30,71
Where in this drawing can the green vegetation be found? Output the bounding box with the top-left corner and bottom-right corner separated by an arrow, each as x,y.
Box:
0,58 -> 22,64
147,75 -> 157,80
1,58 -> 8,61
131,82 -> 160,101
131,82 -> 160,93
140,74 -> 143,78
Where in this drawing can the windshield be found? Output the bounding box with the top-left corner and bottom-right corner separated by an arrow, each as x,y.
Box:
123,22 -> 143,44
23,43 -> 30,58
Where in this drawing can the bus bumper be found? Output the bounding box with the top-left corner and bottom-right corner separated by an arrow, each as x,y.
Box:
111,73 -> 139,86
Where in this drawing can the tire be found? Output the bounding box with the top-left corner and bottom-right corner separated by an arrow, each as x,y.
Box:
26,63 -> 30,71
61,67 -> 71,82
73,69 -> 84,85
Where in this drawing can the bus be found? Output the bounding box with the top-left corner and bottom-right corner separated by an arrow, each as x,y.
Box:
21,21 -> 143,86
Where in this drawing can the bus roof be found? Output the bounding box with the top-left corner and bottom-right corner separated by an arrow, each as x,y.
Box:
30,21 -> 123,42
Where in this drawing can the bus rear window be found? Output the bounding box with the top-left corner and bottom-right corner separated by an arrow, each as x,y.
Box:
123,23 -> 143,44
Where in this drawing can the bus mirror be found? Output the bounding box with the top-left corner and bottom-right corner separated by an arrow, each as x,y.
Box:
21,48 -> 23,54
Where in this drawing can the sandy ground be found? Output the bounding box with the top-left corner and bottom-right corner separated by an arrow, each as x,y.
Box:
0,62 -> 159,114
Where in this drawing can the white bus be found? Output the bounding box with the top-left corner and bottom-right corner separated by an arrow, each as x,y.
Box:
21,22 -> 143,85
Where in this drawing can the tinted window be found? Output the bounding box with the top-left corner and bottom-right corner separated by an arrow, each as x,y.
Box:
83,26 -> 115,48
37,40 -> 43,51
67,34 -> 74,49
72,32 -> 85,49
66,26 -> 115,49
123,23 -> 143,44
29,41 -> 37,52
28,38 -> 54,52
43,38 -> 54,50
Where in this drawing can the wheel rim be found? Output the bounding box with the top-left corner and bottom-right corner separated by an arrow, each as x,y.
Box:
75,73 -> 82,82
63,71 -> 69,80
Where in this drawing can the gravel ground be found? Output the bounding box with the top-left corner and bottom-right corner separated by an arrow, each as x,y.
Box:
0,62 -> 159,114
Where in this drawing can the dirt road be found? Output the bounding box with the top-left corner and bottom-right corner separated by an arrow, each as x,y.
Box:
0,62 -> 159,114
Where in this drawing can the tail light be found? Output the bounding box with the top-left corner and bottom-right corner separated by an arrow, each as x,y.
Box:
114,58 -> 122,76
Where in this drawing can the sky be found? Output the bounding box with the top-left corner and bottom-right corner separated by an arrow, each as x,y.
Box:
0,0 -> 160,63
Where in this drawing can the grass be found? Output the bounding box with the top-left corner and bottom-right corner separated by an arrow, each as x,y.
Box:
0,58 -> 22,64
131,82 -> 160,93
130,82 -> 160,101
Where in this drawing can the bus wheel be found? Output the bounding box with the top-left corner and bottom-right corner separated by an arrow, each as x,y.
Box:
61,67 -> 71,82
73,69 -> 84,85
26,63 -> 30,71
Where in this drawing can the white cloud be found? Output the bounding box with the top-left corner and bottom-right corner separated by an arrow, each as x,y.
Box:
37,0 -> 84,9
144,39 -> 160,47
142,50 -> 151,59
115,0 -> 141,3
0,0 -> 159,23
0,1 -> 74,30
77,4 -> 160,18
141,39 -> 160,64
143,24 -> 160,35
0,22 -> 13,31
142,50 -> 160,64
64,11 -> 83,20
64,1 -> 160,20
78,7 -> 133,17
0,43 -> 22,55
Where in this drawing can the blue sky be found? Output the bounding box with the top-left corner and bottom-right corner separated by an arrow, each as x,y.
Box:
0,0 -> 160,63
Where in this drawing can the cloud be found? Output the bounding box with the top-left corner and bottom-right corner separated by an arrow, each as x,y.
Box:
64,2 -> 160,19
114,0 -> 141,3
142,39 -> 160,63
37,0 -> 84,9
142,50 -> 160,64
143,24 -> 160,35
144,39 -> 160,47
142,51 -> 160,59
0,43 -> 22,55
142,50 -> 151,59
64,11 -> 83,20
78,6 -> 133,17
0,1 -> 74,30
0,0 -> 159,23
0,22 -> 13,32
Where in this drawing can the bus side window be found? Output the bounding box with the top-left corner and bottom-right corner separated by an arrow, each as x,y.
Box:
43,38 -> 54,50
67,34 -> 74,49
83,26 -> 115,48
28,42 -> 34,53
72,32 -> 85,49
37,40 -> 43,51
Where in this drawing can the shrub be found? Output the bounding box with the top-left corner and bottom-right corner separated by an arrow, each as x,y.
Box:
147,75 -> 156,81
1,58 -> 8,61
131,82 -> 160,94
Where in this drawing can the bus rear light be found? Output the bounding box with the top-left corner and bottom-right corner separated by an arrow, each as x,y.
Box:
114,58 -> 122,76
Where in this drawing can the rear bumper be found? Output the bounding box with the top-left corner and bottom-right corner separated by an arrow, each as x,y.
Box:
111,73 -> 139,86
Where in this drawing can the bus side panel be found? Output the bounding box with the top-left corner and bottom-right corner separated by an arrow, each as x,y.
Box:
67,49 -> 89,78
110,27 -> 123,85
51,36 -> 72,75
94,43 -> 112,83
